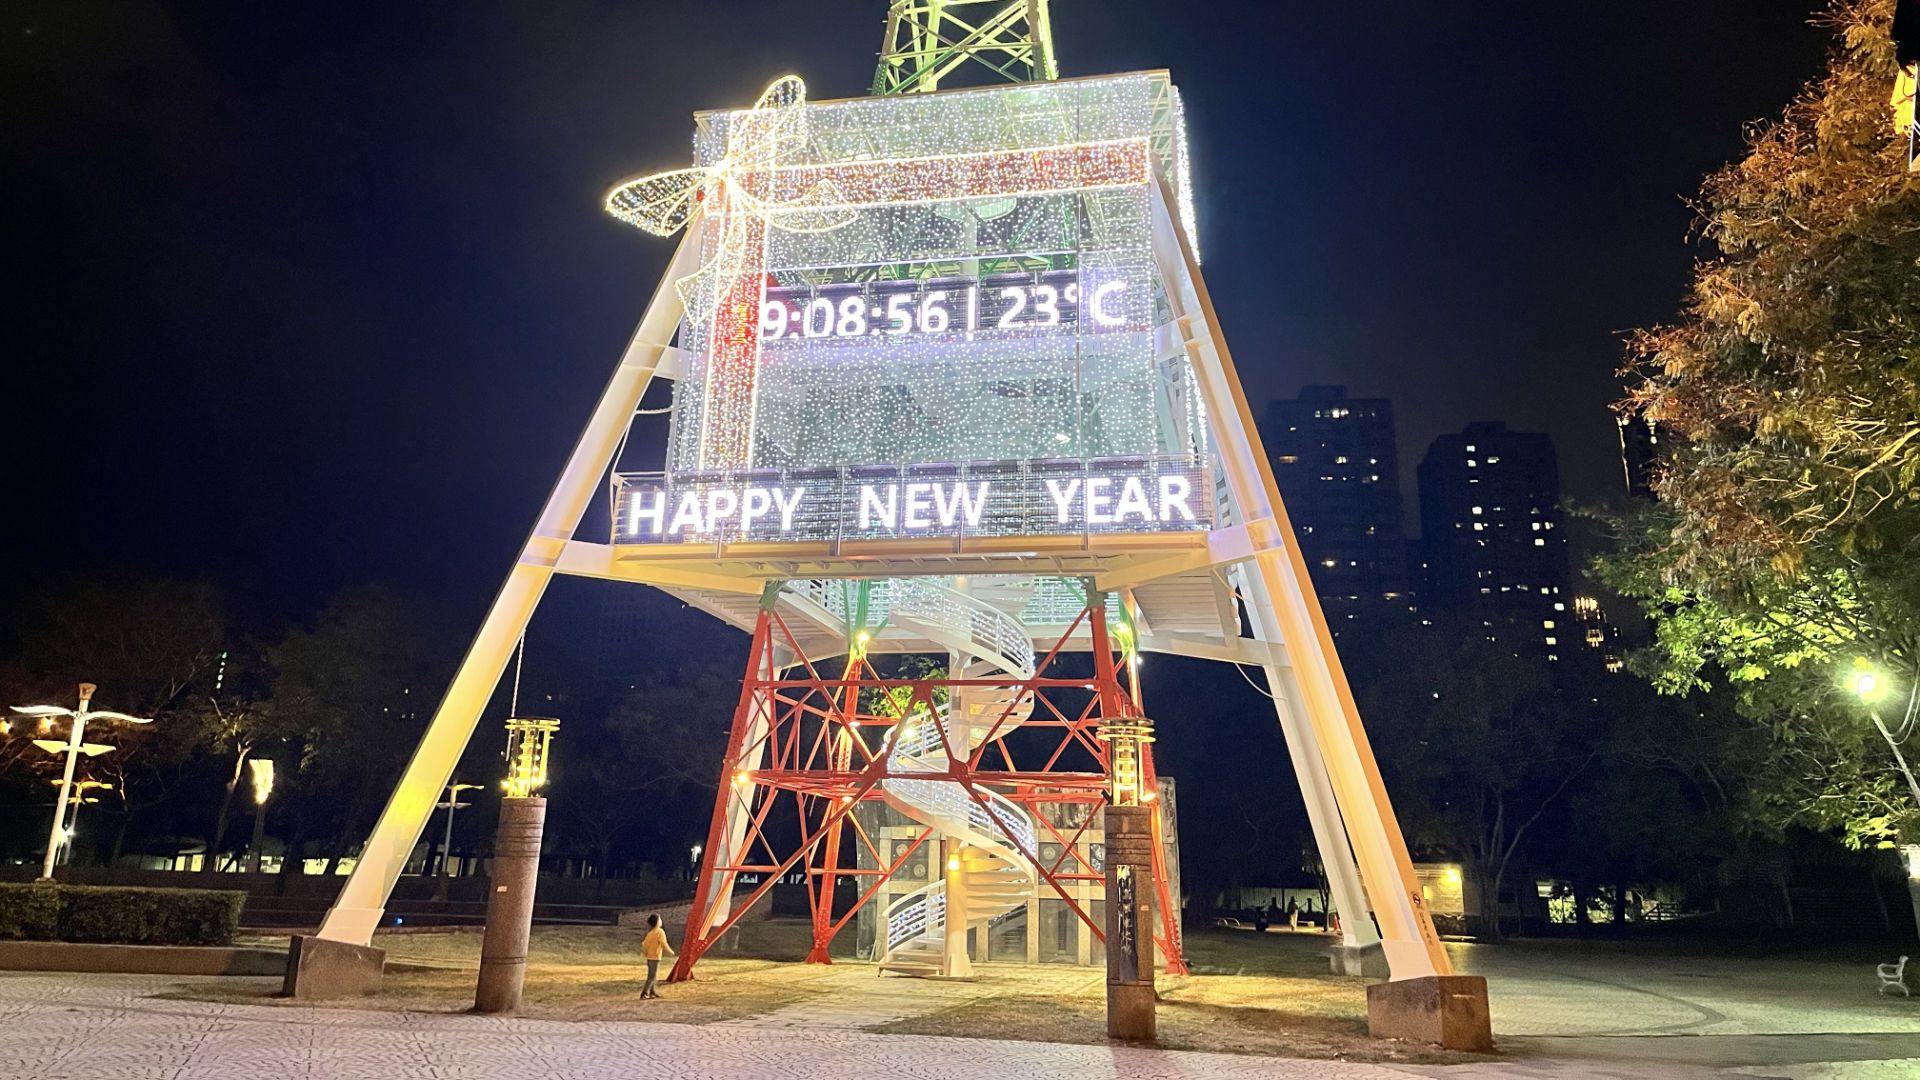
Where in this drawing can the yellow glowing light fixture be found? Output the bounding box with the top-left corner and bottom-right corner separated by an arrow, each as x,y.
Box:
1849,658 -> 1891,704
248,758 -> 276,804
503,716 -> 560,799
1097,715 -> 1157,807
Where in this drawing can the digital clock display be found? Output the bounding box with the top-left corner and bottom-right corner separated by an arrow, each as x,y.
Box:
758,268 -> 1132,343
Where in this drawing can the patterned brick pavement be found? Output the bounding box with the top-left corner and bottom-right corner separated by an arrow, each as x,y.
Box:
0,973 -> 1418,1080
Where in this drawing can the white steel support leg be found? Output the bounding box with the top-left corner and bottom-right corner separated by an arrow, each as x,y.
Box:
1149,181 -> 1449,981
315,232 -> 700,946
1227,565 -> 1379,952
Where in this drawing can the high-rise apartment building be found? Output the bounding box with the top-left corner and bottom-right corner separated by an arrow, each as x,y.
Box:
1417,422 -> 1573,659
1259,386 -> 1411,626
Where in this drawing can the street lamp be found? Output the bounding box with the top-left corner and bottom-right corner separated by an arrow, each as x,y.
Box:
502,716 -> 559,799
436,781 -> 482,879
10,684 -> 152,881
48,778 -> 114,866
245,759 -> 275,873
1849,660 -> 1920,807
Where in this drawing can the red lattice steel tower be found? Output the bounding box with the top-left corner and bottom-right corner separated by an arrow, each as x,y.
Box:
671,581 -> 1186,980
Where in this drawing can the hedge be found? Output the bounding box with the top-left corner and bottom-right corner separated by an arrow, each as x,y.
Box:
0,884 -> 245,946
0,885 -> 58,941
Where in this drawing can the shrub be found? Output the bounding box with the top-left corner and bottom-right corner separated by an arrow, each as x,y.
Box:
0,885 -> 244,946
57,886 -> 245,946
0,884 -> 61,940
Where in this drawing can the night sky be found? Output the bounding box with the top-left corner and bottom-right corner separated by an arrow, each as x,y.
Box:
6,1 -> 1832,624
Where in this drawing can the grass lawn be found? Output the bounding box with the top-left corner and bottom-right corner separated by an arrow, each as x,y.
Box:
870,929 -> 1478,1065
195,921 -> 1482,1064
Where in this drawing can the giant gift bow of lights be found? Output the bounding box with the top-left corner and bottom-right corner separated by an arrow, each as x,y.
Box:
605,73 -> 1201,477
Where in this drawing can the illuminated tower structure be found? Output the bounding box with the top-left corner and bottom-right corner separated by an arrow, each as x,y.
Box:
872,0 -> 1057,94
301,7 -> 1487,1048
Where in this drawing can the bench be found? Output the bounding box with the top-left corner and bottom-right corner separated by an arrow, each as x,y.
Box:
1878,955 -> 1909,997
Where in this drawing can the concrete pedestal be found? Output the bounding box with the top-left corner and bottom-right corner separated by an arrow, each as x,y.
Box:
1366,974 -> 1493,1051
1103,805 -> 1156,1042
282,935 -> 385,999
1329,941 -> 1389,978
473,796 -> 547,1014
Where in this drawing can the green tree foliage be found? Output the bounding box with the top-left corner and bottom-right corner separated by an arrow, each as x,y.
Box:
1348,622 -> 1591,937
1607,0 -> 1920,846
268,586 -> 456,874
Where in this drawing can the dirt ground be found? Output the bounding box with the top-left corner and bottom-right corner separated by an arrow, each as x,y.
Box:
202,921 -> 1477,1064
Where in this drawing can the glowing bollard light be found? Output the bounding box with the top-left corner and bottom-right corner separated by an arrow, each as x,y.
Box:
475,716 -> 560,1014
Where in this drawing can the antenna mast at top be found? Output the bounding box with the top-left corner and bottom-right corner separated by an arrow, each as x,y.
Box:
872,0 -> 1058,94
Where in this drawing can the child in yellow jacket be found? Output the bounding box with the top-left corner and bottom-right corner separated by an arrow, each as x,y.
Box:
640,913 -> 675,999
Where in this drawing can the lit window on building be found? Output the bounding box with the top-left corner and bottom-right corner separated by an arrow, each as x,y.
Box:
1534,538 -> 1546,546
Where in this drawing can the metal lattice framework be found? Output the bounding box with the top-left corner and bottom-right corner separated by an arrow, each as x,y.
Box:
670,588 -> 1185,980
873,0 -> 1058,95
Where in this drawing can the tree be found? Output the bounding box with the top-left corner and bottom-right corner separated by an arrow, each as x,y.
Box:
189,645 -> 289,873
1348,622 -> 1592,938
1608,0 -> 1920,853
551,670 -> 731,885
268,586 -> 456,876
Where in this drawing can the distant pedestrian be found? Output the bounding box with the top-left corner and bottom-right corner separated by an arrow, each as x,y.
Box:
640,914 -> 675,998
1287,897 -> 1300,930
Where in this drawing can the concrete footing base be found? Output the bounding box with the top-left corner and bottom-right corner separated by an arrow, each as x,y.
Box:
1106,982 -> 1157,1042
282,935 -> 385,1000
1328,942 -> 1389,978
1366,974 -> 1493,1051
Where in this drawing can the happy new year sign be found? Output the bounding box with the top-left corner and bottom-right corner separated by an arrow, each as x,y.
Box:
613,457 -> 1213,545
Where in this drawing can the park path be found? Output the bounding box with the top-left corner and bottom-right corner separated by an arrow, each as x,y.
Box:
0,971 -> 1417,1080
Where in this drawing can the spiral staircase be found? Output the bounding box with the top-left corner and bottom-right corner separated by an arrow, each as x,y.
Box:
872,577 -> 1040,977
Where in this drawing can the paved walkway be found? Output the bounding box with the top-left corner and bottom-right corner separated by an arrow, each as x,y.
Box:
0,972 -> 1416,1080
8,954 -> 1920,1078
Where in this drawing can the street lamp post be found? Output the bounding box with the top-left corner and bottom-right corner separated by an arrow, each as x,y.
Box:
434,781 -> 481,899
1850,662 -> 1920,935
11,684 -> 152,881
1850,665 -> 1920,807
246,759 -> 276,874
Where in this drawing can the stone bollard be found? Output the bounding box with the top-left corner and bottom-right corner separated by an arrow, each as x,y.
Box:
1103,803 -> 1156,1041
473,796 -> 547,1013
